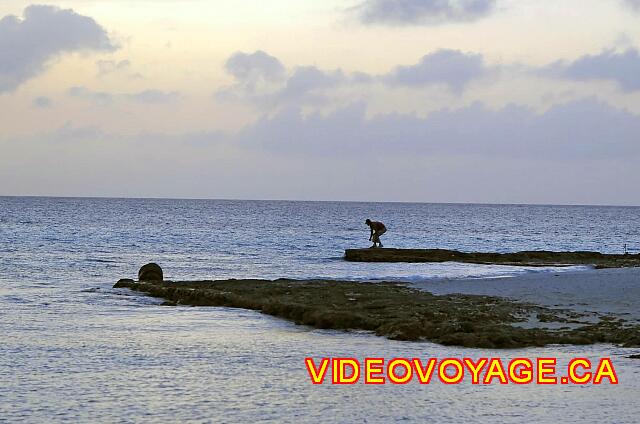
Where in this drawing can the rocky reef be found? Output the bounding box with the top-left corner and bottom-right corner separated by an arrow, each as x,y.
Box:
345,248 -> 640,268
114,278 -> 640,349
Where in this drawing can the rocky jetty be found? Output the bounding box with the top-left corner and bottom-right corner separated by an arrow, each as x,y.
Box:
114,278 -> 640,349
344,248 -> 640,268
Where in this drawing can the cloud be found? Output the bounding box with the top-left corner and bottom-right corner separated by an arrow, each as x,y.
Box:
4,99 -> 640,204
218,48 -> 495,109
218,46 -> 640,114
126,89 -> 180,104
96,59 -> 130,76
237,98 -> 640,159
216,50 -> 288,102
386,49 -> 491,91
217,50 -> 369,106
0,5 -> 116,93
351,0 -> 496,25
32,96 -> 53,109
67,86 -> 179,105
96,59 -> 143,79
67,86 -> 113,105
47,122 -> 104,144
225,50 -> 286,84
623,0 -> 640,11
545,48 -> 640,92
276,66 -> 349,104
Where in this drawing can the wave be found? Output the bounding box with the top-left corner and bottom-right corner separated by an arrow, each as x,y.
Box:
83,258 -> 119,263
295,264 -> 589,284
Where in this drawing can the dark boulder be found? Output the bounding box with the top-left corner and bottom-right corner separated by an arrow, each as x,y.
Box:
138,263 -> 163,281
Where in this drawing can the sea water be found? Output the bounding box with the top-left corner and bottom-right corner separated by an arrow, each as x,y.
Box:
1,197 -> 639,422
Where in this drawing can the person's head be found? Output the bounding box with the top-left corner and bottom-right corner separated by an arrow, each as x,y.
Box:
365,219 -> 371,226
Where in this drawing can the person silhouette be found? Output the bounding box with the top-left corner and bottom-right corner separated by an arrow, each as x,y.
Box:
365,219 -> 386,248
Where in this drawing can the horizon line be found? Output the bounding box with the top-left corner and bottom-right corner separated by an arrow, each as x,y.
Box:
1,194 -> 638,208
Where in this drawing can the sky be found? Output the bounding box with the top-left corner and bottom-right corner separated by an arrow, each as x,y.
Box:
1,0 -> 640,205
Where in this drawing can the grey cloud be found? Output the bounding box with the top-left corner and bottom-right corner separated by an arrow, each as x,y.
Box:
96,59 -> 143,80
216,50 -> 287,102
407,46 -> 640,93
67,86 -> 113,105
219,46 -> 640,111
276,66 -> 349,104
217,50 -> 369,106
237,98 -> 640,159
218,49 -> 493,108
96,59 -> 130,76
386,49 -> 490,91
351,71 -> 375,83
351,0 -> 496,25
48,122 -> 104,143
0,5 -> 116,93
5,100 -> 639,203
545,48 -> 640,92
7,121 -> 105,144
68,86 -> 179,105
624,0 -> 640,11
32,96 -> 53,109
224,50 -> 286,84
284,67 -> 345,94
126,89 -> 180,104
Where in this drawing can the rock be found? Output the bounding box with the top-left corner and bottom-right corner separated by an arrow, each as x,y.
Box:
344,248 -> 640,268
80,287 -> 101,293
114,279 -> 134,288
138,263 -> 163,282
113,278 -> 640,348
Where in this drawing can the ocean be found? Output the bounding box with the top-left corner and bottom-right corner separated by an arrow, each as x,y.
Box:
1,197 -> 639,422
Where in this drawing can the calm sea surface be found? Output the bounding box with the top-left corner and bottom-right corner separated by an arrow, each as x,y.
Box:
1,197 -> 639,422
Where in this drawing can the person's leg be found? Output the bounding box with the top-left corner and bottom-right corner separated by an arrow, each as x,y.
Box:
377,229 -> 386,247
372,233 -> 380,247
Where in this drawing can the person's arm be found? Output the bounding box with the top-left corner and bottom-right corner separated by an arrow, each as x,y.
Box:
369,227 -> 374,241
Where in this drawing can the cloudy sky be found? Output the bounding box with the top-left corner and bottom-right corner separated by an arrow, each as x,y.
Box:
1,0 -> 640,204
